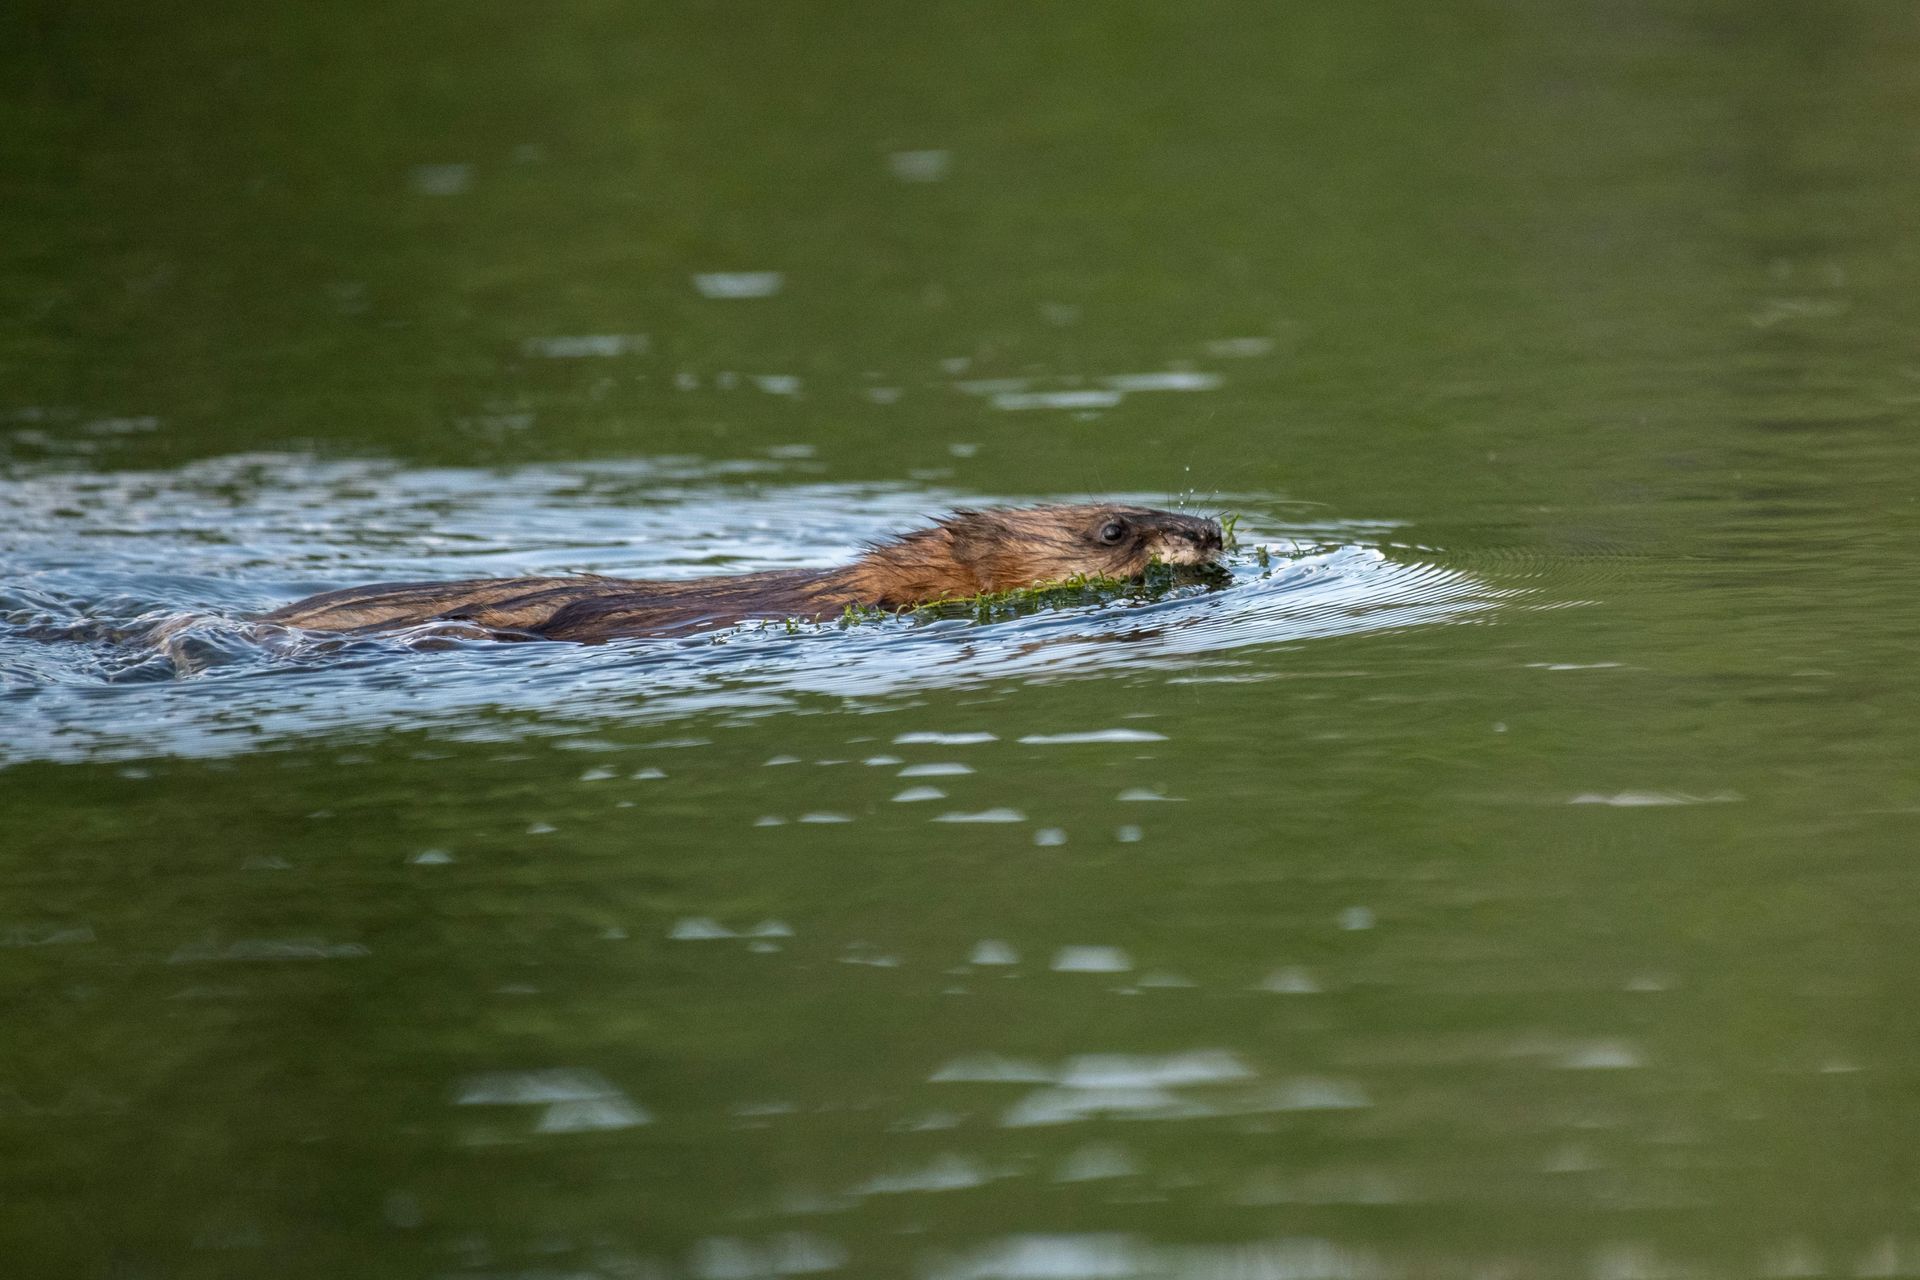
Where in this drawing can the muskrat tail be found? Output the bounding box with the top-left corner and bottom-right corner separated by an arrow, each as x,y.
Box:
18,619 -> 122,645
19,608 -> 223,649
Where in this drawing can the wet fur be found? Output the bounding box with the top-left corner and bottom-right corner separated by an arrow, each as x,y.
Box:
262,504 -> 1225,643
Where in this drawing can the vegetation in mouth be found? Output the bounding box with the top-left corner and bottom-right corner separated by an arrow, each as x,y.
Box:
819,556 -> 1236,632
1219,511 -> 1240,551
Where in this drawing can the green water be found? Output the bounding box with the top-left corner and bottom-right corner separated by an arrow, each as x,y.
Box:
8,2 -> 1920,1276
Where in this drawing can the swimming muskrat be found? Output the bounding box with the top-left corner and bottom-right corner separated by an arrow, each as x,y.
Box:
264,504 -> 1225,642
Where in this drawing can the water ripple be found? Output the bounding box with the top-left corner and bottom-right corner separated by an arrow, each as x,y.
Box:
0,454 -> 1512,765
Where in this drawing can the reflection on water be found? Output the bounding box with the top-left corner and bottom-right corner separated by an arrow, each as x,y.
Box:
0,453 -> 1501,765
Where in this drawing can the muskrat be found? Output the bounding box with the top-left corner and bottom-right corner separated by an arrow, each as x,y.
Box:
263,504 -> 1225,643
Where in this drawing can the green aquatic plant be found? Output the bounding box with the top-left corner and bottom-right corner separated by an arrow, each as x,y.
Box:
916,572 -> 1138,624
1219,512 -> 1240,551
783,553 -> 1238,634
912,559 -> 1230,626
837,602 -> 892,627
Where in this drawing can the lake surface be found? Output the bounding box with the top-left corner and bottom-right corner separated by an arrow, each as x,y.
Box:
7,3 -> 1920,1276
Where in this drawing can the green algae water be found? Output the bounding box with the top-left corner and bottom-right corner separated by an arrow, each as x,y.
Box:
8,3 -> 1920,1276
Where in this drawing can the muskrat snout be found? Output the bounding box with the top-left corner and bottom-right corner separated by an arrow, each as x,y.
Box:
1139,513 -> 1226,567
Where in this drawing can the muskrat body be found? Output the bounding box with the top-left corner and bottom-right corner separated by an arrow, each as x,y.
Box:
264,504 -> 1224,642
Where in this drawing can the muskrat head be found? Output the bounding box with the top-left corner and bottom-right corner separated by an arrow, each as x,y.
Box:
941,503 -> 1225,594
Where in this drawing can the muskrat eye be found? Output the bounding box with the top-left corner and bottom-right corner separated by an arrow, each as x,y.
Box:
1097,520 -> 1127,545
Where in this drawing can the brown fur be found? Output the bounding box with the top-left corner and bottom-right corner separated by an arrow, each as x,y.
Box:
262,504 -> 1224,643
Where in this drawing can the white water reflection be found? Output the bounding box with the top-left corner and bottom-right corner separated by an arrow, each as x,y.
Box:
991,390 -> 1124,412
854,1153 -> 1004,1195
957,371 -> 1225,414
454,1068 -> 630,1105
1203,337 -> 1275,359
888,150 -> 952,182
1053,1144 -> 1139,1182
671,918 -> 738,940
534,1097 -> 650,1132
407,163 -> 471,195
1258,967 -> 1323,994
1099,372 -> 1222,393
521,333 -> 650,358
935,808 -> 1026,824
1051,946 -> 1133,973
456,1068 -> 653,1134
1058,1052 -> 1253,1088
694,272 -> 785,299
1568,791 -> 1742,807
968,940 -> 1020,966
689,1234 -> 846,1279
0,454 -> 1506,765
1005,1086 -> 1211,1127
1556,1040 -> 1645,1070
925,1047 -> 1362,1132
926,1234 -> 1389,1280
930,1054 -> 1054,1084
